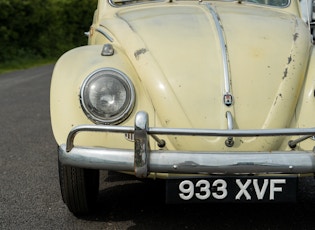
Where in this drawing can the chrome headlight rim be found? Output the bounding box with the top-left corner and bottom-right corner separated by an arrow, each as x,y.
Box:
80,68 -> 135,125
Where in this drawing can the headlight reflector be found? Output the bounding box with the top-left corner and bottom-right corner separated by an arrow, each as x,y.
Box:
80,68 -> 135,124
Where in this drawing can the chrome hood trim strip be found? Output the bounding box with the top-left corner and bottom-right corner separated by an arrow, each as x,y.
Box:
205,3 -> 231,96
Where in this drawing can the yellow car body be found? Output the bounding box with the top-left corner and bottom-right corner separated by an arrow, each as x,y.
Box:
51,0 -> 315,214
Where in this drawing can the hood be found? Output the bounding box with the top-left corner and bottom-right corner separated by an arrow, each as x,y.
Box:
101,2 -> 311,150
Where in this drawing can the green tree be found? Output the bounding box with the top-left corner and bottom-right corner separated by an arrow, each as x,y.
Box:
0,0 -> 97,63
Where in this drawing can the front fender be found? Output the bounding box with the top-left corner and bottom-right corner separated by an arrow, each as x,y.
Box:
50,45 -> 155,147
289,46 -> 315,150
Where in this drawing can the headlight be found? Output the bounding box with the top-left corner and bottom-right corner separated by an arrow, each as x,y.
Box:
80,68 -> 135,124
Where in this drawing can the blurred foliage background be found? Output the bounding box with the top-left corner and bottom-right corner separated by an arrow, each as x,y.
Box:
0,0 -> 97,71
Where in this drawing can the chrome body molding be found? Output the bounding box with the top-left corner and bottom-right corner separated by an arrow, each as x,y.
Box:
96,27 -> 114,42
225,111 -> 234,147
60,111 -> 315,178
226,111 -> 233,130
205,3 -> 232,97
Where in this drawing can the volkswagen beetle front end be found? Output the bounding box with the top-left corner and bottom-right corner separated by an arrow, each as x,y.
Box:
51,0 -> 315,214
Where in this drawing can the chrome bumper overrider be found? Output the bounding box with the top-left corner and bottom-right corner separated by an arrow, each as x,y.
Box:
59,111 -> 315,178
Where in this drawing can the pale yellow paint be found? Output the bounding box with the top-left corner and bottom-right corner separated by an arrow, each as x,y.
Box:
51,0 -> 314,178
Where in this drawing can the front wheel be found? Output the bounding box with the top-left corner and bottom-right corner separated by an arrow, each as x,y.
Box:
58,159 -> 100,215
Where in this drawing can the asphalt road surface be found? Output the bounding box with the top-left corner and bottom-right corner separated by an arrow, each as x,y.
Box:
1,64 -> 315,230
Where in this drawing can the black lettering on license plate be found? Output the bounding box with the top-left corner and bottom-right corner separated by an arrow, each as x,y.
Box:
166,176 -> 297,203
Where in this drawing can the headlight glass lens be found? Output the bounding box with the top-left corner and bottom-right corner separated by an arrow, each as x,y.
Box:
81,69 -> 135,124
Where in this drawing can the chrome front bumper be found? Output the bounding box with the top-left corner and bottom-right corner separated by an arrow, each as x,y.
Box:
59,111 -> 315,178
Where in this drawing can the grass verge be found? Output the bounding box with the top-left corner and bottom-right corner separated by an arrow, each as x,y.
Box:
0,57 -> 57,75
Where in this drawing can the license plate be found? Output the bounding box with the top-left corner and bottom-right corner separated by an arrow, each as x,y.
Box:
166,176 -> 297,203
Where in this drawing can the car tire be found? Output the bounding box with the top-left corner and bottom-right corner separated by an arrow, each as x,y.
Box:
58,159 -> 100,215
